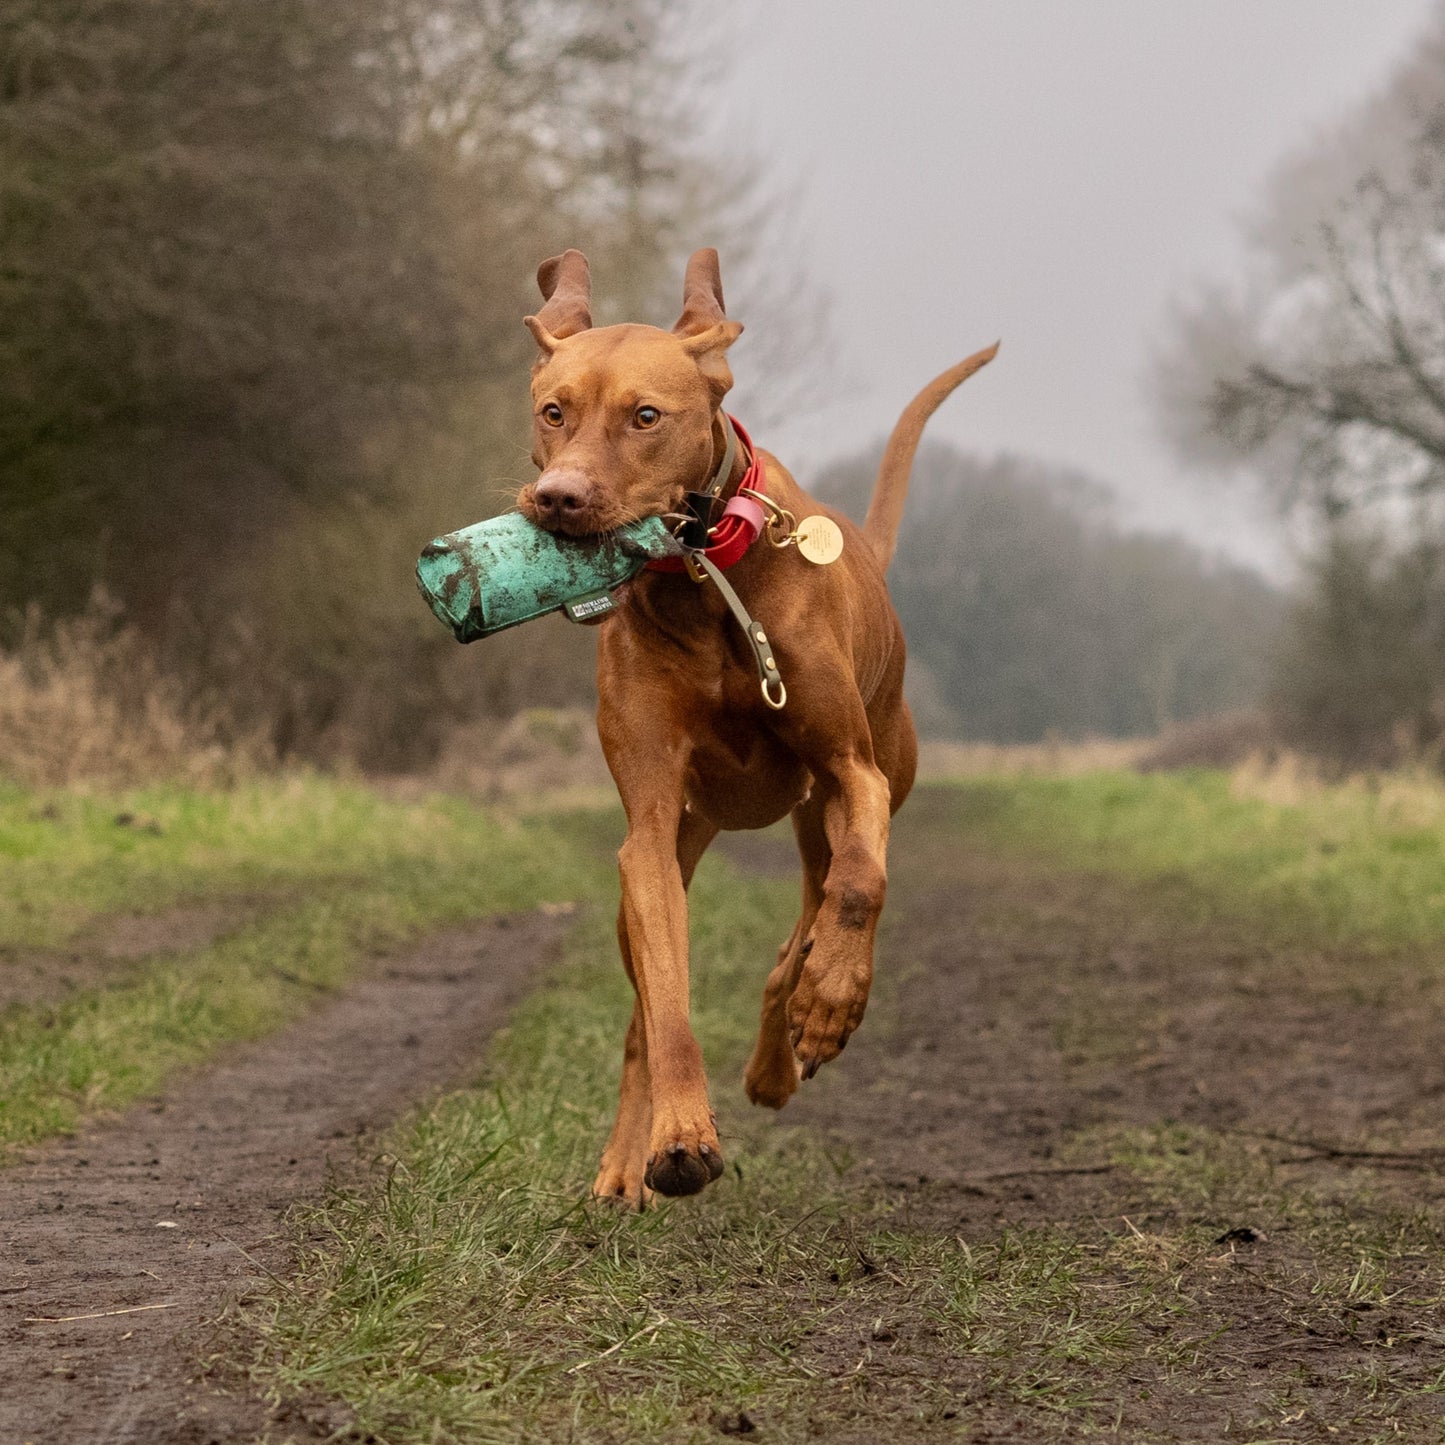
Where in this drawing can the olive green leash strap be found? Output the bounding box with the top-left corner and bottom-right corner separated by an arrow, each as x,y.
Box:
676,414 -> 739,549
688,549 -> 787,711
706,413 -> 739,499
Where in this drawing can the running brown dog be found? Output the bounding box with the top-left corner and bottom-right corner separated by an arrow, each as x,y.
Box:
518,247 -> 995,1206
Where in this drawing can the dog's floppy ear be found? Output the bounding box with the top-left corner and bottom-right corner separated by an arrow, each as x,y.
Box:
524,249 -> 592,353
673,248 -> 743,396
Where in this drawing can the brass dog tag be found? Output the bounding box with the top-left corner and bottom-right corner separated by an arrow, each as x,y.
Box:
794,514 -> 844,565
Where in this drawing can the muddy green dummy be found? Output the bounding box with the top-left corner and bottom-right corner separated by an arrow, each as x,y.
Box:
416,513 -> 679,643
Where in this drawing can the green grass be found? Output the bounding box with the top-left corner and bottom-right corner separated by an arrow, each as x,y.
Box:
936,768 -> 1445,946
245,852 -> 830,1441
246,846 -> 1171,1443
0,777 -> 609,1152
0,775 -> 563,949
1069,1120 -> 1445,1440
15,765 -> 1445,1438
243,771 -> 1445,1441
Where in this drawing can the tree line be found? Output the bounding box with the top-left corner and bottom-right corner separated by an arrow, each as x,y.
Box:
1160,0 -> 1445,768
18,0 -> 1409,766
0,0 -> 802,767
818,445 -> 1282,742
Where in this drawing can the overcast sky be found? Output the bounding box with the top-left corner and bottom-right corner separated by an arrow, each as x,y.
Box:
709,0 -> 1440,574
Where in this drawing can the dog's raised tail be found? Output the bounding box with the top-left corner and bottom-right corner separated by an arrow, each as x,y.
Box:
863,342 -> 999,569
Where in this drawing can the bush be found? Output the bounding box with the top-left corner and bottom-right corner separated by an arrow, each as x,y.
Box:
0,594 -> 269,787
1134,711 -> 1278,773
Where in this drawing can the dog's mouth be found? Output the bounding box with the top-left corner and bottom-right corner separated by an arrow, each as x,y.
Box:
537,510 -> 605,538
518,484 -> 660,541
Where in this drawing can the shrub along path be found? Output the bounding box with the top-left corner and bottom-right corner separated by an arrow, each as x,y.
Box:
0,912 -> 567,1445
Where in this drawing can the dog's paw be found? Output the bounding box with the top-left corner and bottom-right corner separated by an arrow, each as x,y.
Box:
743,1041 -> 802,1110
643,1136 -> 725,1197
591,1159 -> 654,1211
788,964 -> 869,1080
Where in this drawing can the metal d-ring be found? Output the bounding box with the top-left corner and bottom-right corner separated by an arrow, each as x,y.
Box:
738,486 -> 797,549
761,676 -> 787,711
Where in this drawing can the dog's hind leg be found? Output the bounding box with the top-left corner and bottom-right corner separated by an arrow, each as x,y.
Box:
744,802 -> 829,1110
593,806 -> 717,1207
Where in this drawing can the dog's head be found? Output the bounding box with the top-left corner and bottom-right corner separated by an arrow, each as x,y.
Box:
517,249 -> 744,537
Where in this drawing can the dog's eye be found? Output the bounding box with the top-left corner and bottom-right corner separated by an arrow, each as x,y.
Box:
541,403 -> 565,427
634,406 -> 661,429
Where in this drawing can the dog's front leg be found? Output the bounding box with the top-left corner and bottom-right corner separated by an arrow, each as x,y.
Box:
614,801 -> 725,1197
595,807 -> 718,1207
592,926 -> 652,1207
597,664 -> 723,1198
787,749 -> 893,1080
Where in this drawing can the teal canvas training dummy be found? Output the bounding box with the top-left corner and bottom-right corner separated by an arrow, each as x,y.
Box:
416,378 -> 768,645
416,406 -> 788,697
416,511 -> 678,641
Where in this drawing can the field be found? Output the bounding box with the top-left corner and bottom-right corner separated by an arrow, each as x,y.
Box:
6,766 -> 1445,1442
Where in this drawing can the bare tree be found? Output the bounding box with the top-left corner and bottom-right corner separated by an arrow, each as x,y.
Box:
1156,6 -> 1445,767
1159,5 -> 1445,525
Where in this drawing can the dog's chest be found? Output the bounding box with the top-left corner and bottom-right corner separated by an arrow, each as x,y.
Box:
683,721 -> 811,831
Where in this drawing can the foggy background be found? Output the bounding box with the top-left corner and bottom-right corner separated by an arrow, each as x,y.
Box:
717,0 -> 1438,574
6,0 -> 1445,784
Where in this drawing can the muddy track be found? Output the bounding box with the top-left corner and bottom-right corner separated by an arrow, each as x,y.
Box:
11,798 -> 1445,1443
0,912 -> 565,1445
773,791 -> 1445,1440
0,903 -> 256,1012
791,836 -> 1445,1222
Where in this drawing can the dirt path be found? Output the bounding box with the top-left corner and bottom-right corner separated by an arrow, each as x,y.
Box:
791,801 -> 1445,1218
0,912 -> 565,1445
770,789 -> 1445,1439
12,795 -> 1445,1443
0,903 -> 256,1011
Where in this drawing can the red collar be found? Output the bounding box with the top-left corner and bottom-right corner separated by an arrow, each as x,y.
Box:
645,414 -> 767,573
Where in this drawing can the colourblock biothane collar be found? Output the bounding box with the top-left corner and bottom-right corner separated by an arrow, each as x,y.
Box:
645,414 -> 767,575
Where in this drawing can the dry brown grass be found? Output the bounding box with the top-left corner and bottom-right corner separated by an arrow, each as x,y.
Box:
916,735 -> 1149,779
0,595 -> 269,788
1228,749 -> 1445,828
1133,710 -> 1277,773
383,707 -> 614,811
